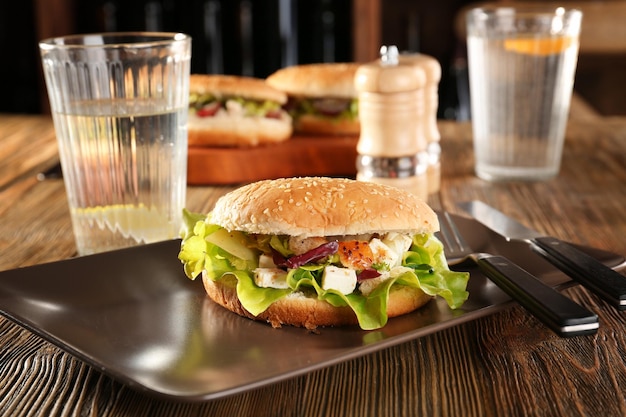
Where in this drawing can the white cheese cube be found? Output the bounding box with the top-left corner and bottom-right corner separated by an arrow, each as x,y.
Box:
322,266 -> 357,295
254,268 -> 289,289
381,233 -> 413,266
369,238 -> 398,268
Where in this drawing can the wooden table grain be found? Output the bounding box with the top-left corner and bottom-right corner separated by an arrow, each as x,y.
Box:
0,112 -> 625,417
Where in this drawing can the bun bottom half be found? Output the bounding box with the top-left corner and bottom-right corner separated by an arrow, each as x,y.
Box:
295,114 -> 360,136
202,273 -> 432,329
188,114 -> 292,147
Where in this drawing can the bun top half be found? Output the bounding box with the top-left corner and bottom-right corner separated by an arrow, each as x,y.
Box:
190,74 -> 287,104
266,63 -> 360,99
210,177 -> 438,238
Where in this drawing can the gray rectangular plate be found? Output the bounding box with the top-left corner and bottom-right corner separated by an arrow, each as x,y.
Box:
0,214 -> 623,401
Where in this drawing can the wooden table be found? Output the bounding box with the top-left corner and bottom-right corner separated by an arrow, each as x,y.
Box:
0,112 -> 625,416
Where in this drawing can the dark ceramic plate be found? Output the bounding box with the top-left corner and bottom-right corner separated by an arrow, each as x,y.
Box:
0,214 -> 623,402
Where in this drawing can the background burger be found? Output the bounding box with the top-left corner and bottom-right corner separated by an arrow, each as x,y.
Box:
265,63 -> 360,136
188,74 -> 293,147
179,177 -> 469,330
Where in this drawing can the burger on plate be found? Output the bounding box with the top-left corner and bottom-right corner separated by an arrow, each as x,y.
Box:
178,177 -> 469,330
265,63 -> 360,136
188,74 -> 293,147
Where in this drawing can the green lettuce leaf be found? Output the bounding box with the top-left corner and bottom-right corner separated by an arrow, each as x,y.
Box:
403,233 -> 469,309
230,270 -> 292,315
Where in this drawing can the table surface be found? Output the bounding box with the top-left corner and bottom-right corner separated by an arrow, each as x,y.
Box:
0,107 -> 625,416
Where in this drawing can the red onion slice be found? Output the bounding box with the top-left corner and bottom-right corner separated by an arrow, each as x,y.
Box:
274,241 -> 339,269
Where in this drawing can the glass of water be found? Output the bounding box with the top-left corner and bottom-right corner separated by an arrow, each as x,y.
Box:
39,33 -> 192,255
466,7 -> 582,181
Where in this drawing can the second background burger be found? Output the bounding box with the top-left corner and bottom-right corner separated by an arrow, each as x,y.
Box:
266,63 -> 360,136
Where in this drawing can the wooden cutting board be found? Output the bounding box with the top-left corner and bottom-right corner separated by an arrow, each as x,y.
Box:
187,135 -> 359,185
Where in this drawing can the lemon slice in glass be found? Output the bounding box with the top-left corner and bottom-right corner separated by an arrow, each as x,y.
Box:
503,36 -> 575,56
75,204 -> 172,243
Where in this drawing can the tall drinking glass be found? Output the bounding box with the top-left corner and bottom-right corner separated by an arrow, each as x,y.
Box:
39,33 -> 192,255
466,7 -> 582,181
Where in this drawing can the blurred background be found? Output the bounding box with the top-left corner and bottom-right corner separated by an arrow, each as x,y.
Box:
3,0 -> 624,118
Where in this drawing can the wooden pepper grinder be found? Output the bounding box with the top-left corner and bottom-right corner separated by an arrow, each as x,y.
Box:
399,53 -> 442,195
354,45 -> 429,200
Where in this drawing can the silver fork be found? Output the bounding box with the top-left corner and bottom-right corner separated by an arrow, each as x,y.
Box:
438,212 -> 599,337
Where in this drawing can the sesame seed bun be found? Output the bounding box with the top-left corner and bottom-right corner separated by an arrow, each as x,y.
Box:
187,112 -> 293,147
210,177 -> 438,238
293,114 -> 360,136
266,63 -> 360,99
190,74 -> 288,104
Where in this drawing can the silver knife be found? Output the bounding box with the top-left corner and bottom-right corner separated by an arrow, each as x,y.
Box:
459,200 -> 626,310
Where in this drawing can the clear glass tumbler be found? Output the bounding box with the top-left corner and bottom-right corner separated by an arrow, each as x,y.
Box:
39,32 -> 192,255
466,7 -> 582,181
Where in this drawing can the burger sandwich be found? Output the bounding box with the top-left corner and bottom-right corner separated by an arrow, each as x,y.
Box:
188,74 -> 293,147
178,177 -> 469,330
265,63 -> 360,136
